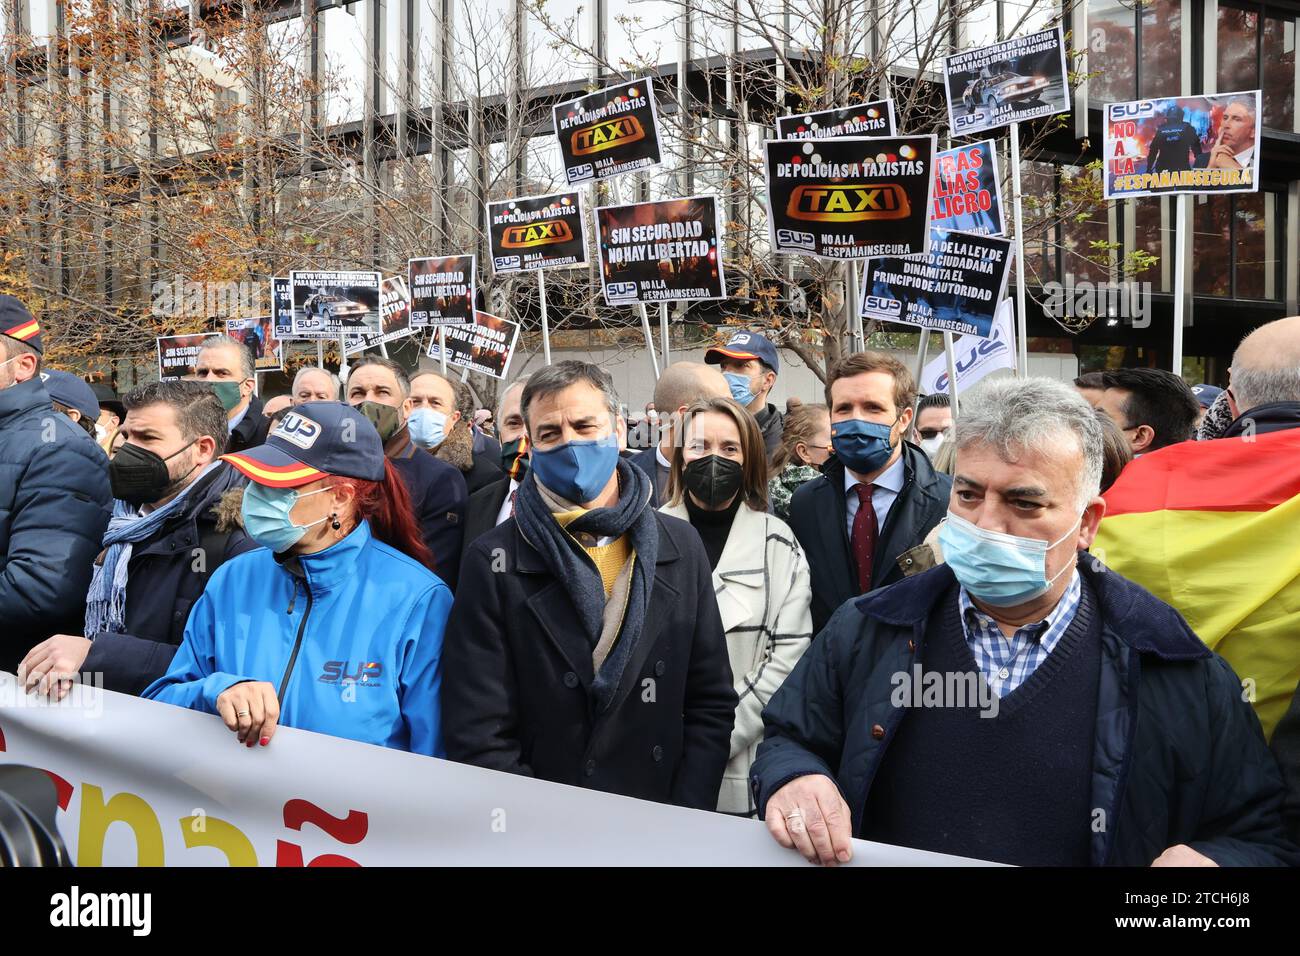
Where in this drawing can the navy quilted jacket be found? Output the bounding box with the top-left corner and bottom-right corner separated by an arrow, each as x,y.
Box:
751,555 -> 1299,866
0,377 -> 111,673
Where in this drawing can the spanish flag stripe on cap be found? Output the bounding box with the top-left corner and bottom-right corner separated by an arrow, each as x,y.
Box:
4,319 -> 39,341
220,453 -> 324,487
709,347 -> 760,360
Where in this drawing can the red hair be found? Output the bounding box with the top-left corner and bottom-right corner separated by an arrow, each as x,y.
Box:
326,459 -> 435,571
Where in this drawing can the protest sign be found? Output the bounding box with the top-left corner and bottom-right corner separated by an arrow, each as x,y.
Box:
776,99 -> 897,139
289,270 -> 382,336
225,316 -> 282,372
932,140 -> 1005,236
1103,91 -> 1262,199
763,136 -> 937,259
156,333 -> 208,380
861,230 -> 1015,338
554,77 -> 663,185
944,27 -> 1071,136
343,276 -> 413,354
0,673 -> 996,866
425,310 -> 521,379
487,193 -> 588,274
270,276 -> 303,341
919,298 -> 1017,394
408,256 -> 475,327
595,196 -> 727,305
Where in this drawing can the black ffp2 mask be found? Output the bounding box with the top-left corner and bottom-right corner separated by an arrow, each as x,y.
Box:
109,440 -> 197,505
683,454 -> 744,509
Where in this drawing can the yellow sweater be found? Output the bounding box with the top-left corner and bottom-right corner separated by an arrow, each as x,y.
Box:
553,509 -> 633,597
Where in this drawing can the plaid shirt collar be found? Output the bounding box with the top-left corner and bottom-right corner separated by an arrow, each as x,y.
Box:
957,570 -> 1083,698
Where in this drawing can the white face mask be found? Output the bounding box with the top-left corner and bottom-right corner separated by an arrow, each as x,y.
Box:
0,355 -> 20,388
919,433 -> 945,457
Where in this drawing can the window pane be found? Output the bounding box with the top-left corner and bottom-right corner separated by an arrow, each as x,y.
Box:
1087,0 -> 1137,104
1233,192 -> 1278,300
1216,6 -> 1259,93
1262,15 -> 1296,130
1060,166 -> 1110,284
1139,0 -> 1181,99
1193,194 -> 1231,296
1021,160 -> 1058,287
1130,197 -> 1168,292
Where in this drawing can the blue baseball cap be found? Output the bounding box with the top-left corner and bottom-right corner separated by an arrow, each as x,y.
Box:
221,401 -> 385,487
40,370 -> 100,420
1191,384 -> 1223,409
0,295 -> 41,354
705,330 -> 780,374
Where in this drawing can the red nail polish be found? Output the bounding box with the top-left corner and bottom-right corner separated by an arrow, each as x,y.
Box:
260,737 -> 270,747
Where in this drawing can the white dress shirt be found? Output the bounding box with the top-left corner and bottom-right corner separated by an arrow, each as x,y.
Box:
494,477 -> 520,527
843,451 -> 906,540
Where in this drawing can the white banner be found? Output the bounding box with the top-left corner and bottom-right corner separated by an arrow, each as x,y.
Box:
919,298 -> 1017,395
0,674 -> 995,867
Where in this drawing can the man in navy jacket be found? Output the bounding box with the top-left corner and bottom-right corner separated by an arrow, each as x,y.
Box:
0,300 -> 110,674
753,377 -> 1297,867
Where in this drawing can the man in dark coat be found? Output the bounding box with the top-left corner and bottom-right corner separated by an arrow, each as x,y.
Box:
788,351 -> 951,634
191,334 -> 270,454
0,300 -> 111,674
409,370 -> 502,495
17,381 -> 255,697
751,377 -> 1297,867
460,379 -> 529,561
346,356 -> 467,589
443,361 -> 736,810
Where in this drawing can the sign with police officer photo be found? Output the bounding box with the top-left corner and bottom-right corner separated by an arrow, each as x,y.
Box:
1103,90 -> 1262,199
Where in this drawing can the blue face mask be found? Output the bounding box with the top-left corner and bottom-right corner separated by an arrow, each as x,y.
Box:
723,371 -> 757,407
831,417 -> 897,475
408,408 -> 448,449
530,435 -> 621,504
938,510 -> 1082,607
241,483 -> 331,554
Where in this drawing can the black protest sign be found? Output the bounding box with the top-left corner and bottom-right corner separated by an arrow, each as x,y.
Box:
861,230 -> 1015,339
763,136 -> 937,260
554,77 -> 663,185
424,311 -> 521,380
776,99 -> 897,139
595,196 -> 727,305
409,256 -> 476,326
487,193 -> 588,274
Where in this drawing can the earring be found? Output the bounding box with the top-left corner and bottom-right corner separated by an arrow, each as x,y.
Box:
330,513 -> 342,531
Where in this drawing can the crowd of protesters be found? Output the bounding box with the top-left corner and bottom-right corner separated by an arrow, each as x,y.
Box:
2,290 -> 1299,867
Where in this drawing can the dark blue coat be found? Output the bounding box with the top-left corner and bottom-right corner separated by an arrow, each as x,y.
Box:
750,557 -> 1300,866
787,442 -> 951,634
82,462 -> 257,696
387,426 -> 467,591
627,445 -> 667,507
0,377 -> 111,672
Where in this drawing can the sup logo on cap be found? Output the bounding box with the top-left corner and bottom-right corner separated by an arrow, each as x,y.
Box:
273,412 -> 323,450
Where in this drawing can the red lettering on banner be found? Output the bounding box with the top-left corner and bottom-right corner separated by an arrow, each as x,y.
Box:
276,798 -> 368,867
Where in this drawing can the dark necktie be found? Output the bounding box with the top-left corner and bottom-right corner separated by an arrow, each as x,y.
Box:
851,483 -> 877,594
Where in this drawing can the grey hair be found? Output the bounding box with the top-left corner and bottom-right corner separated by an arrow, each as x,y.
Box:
200,334 -> 256,380
1226,363 -> 1300,411
497,376 -> 528,420
520,361 -> 619,432
292,365 -> 340,398
954,377 -> 1104,511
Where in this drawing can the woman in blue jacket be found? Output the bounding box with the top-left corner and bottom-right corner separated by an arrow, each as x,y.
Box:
144,401 -> 451,757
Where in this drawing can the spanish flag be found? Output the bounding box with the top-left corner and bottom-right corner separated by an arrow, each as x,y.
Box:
1093,428 -> 1300,739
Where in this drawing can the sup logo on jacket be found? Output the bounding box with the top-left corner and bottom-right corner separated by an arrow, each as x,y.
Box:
318,661 -> 384,686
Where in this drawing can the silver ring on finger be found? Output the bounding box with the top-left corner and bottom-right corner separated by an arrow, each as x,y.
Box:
785,808 -> 806,834
237,710 -> 250,717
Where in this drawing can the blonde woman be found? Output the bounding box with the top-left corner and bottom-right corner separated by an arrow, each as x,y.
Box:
661,397 -> 813,816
